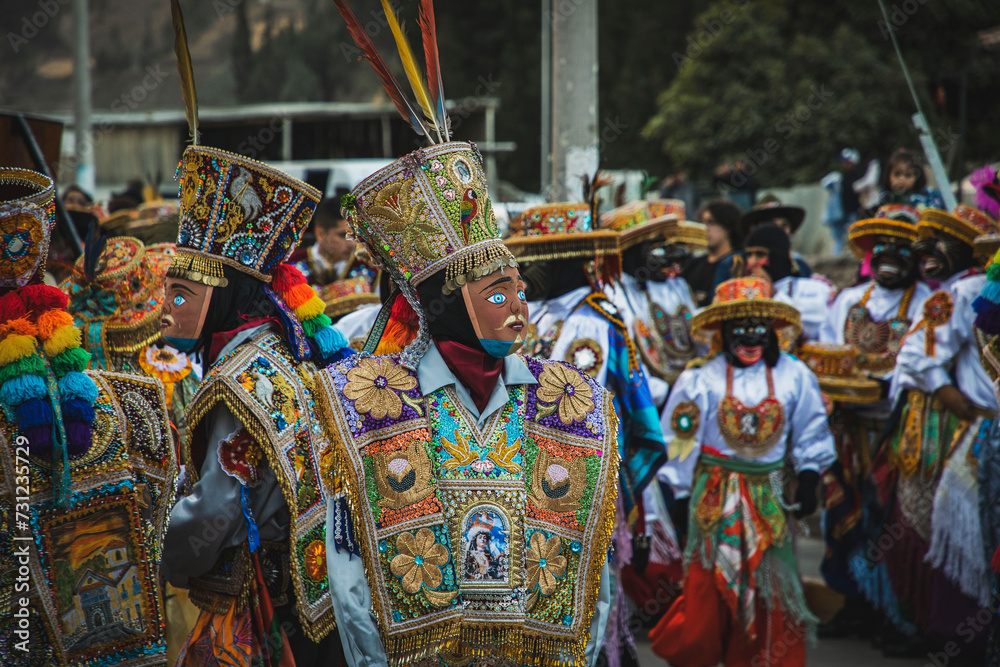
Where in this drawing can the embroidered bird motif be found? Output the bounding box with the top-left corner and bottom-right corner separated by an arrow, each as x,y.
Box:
440,431 -> 478,470
487,434 -> 522,474
252,370 -> 274,408
460,189 -> 478,242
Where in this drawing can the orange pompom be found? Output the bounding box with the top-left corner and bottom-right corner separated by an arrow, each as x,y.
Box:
283,283 -> 317,310
0,317 -> 38,339
36,309 -> 75,340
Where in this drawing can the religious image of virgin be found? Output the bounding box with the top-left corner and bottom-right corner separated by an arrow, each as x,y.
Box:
464,527 -> 506,581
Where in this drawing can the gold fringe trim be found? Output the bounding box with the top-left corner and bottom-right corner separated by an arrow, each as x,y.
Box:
505,231 -> 621,264
78,307 -> 163,357
325,293 -> 382,319
439,239 -> 518,294
185,336 -> 337,642
168,249 -> 231,286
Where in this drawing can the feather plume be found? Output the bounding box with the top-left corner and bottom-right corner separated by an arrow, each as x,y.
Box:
380,0 -> 440,142
170,0 -> 199,144
333,0 -> 427,137
417,0 -> 448,141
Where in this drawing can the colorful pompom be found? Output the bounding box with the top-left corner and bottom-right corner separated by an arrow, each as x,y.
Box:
272,263 -> 308,293
283,283 -> 317,310
37,309 -> 75,340
0,375 -> 48,406
0,333 -> 39,365
58,371 -> 99,404
293,295 -> 326,322
65,422 -> 92,457
313,325 -> 349,360
15,397 -> 52,429
0,317 -> 37,338
50,347 -> 91,376
0,354 -> 46,385
18,284 -> 68,315
42,324 -> 81,358
302,313 -> 332,338
0,292 -> 26,322
61,397 -> 96,423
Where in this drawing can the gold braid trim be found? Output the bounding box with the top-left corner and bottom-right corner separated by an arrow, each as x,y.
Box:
184,339 -> 337,642
168,249 -> 231,286
311,364 -> 622,666
439,239 -> 518,294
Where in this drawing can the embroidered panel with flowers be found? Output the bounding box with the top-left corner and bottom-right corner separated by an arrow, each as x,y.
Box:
314,353 -> 620,666
183,329 -> 335,642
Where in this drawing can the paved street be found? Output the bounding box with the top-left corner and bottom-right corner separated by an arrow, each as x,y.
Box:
632,536 -> 929,667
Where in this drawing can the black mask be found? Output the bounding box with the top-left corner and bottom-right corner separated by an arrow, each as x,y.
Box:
913,232 -> 974,280
722,317 -> 779,368
870,238 -> 918,289
622,240 -> 690,286
518,259 -> 590,301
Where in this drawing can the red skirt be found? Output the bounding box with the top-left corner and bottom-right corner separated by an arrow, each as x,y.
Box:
650,559 -> 807,667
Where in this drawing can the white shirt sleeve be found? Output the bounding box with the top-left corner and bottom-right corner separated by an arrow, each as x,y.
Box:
325,500 -> 390,667
785,358 -> 837,474
658,368 -> 710,498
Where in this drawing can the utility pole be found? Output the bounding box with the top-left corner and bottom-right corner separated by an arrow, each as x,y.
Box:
547,0 -> 599,203
74,0 -> 95,193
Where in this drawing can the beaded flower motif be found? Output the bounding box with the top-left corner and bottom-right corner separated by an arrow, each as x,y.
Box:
390,527 -> 450,594
344,357 -> 418,419
535,363 -> 595,425
525,532 -> 567,596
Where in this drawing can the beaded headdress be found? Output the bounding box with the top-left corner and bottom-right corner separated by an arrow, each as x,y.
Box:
169,145 -> 321,287
690,277 -> 801,334
505,201 -> 620,263
343,141 -> 515,294
0,167 -> 56,289
847,204 -> 919,258
600,201 -> 707,251
167,1 -> 347,366
66,237 -> 171,363
918,205 -> 998,247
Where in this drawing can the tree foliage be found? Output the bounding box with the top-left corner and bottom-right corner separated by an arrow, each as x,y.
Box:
644,0 -> 1000,187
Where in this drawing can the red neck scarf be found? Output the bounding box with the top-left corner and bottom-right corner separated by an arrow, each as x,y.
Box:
434,340 -> 503,414
207,317 -> 281,366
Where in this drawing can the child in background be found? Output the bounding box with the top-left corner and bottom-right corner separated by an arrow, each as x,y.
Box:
878,148 -> 945,210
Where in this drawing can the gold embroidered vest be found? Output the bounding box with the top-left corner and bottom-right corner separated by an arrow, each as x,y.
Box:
314,353 -> 620,666
183,329 -> 336,642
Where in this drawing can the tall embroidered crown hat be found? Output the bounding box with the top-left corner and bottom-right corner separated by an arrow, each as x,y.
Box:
601,200 -> 707,251
691,277 -> 801,334
0,167 -> 56,289
847,204 -> 920,258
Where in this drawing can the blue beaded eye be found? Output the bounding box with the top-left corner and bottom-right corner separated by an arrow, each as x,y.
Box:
173,294 -> 186,307
487,293 -> 506,305
518,290 -> 526,301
